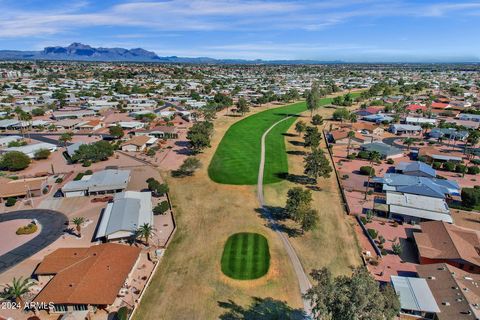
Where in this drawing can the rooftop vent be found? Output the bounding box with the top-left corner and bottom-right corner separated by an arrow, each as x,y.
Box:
443,302 -> 450,306
428,276 -> 436,280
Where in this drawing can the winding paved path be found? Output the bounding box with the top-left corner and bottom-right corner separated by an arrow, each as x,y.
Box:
0,209 -> 67,273
256,115 -> 313,316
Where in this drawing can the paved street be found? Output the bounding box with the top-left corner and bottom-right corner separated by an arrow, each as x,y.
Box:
0,209 -> 67,273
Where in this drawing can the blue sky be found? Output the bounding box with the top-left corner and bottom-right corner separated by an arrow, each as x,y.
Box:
0,0 -> 479,62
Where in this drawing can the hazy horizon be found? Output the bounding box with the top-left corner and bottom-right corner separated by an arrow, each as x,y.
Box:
1,0 -> 480,62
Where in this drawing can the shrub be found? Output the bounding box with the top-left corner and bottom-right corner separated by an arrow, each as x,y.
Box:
34,148 -> 51,160
386,158 -> 394,164
472,159 -> 480,165
443,161 -> 456,172
347,154 -> 356,160
369,258 -> 379,266
357,150 -> 370,159
367,228 -> 378,239
381,248 -> 388,256
456,164 -> 467,174
153,201 -> 170,215
5,197 -> 16,207
468,166 -> 480,175
73,173 -> 85,181
16,223 -> 38,235
82,160 -> 92,167
392,242 -> 402,255
55,178 -> 63,183
84,170 -> 93,175
432,162 -> 442,170
146,149 -> 156,157
0,151 -> 31,171
360,216 -> 367,225
360,166 -> 375,176
417,156 -> 427,163
341,174 -> 349,180
462,187 -> 480,208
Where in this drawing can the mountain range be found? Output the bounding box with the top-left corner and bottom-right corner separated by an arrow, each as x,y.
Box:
0,42 -> 342,64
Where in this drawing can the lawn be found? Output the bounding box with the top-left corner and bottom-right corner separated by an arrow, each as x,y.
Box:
208,99 -> 333,185
221,232 -> 270,280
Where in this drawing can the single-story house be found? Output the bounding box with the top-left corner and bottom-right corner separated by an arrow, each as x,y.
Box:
121,135 -> 157,152
62,169 -> 130,198
0,135 -> 22,147
416,263 -> 480,320
0,177 -> 48,201
395,161 -> 436,178
95,191 -> 153,241
111,121 -> 145,130
406,104 -> 427,113
360,142 -> 403,159
419,147 -> 463,163
33,243 -> 141,315
355,107 -> 382,116
52,110 -> 96,120
0,142 -> 57,158
458,113 -> 480,122
405,117 -> 436,125
414,221 -> 480,273
383,190 -> 452,223
390,275 -> 440,319
429,128 -> 469,141
134,125 -> 179,139
372,173 -> 460,198
389,124 -> 422,135
0,119 -> 20,130
362,114 -> 394,123
329,130 -> 366,145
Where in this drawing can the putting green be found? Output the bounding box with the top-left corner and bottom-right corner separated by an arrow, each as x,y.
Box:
208,99 -> 333,185
221,232 -> 270,280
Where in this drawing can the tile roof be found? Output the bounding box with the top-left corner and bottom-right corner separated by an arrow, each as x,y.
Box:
34,243 -> 141,305
415,221 -> 480,267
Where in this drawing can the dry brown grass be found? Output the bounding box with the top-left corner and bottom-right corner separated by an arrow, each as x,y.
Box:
263,105 -> 362,277
134,104 -> 303,320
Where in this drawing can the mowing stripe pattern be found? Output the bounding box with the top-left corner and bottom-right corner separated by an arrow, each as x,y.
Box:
221,233 -> 270,280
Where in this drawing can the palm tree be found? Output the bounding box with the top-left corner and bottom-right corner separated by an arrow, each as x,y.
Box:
403,138 -> 416,151
59,132 -> 73,147
0,277 -> 34,306
136,223 -> 155,246
346,131 -> 355,157
71,217 -> 85,238
365,151 -> 381,200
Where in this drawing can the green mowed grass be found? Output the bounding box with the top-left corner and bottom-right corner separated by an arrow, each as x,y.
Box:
221,232 -> 270,280
209,100 -> 332,185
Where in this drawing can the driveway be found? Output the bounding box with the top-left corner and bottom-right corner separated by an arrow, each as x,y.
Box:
0,209 -> 67,274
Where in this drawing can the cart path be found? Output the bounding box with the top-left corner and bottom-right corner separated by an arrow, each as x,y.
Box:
256,115 -> 313,316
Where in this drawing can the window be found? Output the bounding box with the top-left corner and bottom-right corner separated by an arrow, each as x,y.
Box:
73,304 -> 87,311
53,304 -> 67,313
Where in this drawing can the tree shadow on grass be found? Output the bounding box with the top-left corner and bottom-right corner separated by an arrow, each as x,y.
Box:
255,206 -> 303,238
282,133 -> 297,137
275,172 -> 315,185
218,297 -> 307,320
288,140 -> 305,147
286,150 -> 306,156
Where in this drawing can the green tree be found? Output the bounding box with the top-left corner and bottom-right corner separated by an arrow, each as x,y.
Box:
187,121 -> 214,153
304,126 -> 322,149
332,108 -> 350,122
304,148 -> 332,183
305,267 -> 400,320
153,201 -> 170,215
136,223 -> 155,246
0,151 -> 31,171
71,141 -> 114,164
236,97 -> 249,116
295,120 -> 306,137
109,125 -> 124,139
0,277 -> 34,306
312,114 -> 324,126
59,132 -> 73,147
285,187 -> 312,219
173,157 -> 202,177
307,82 -> 320,117
71,217 -> 85,238
34,148 -> 51,160
403,138 -> 417,151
